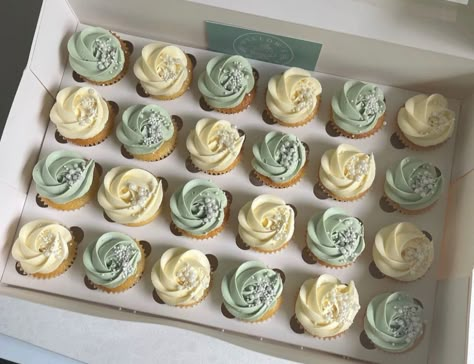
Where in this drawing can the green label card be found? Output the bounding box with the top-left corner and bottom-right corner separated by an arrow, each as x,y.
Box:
205,21 -> 322,70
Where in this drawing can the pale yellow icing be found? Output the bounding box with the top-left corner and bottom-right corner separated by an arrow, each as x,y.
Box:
133,42 -> 189,97
97,167 -> 163,225
11,220 -> 72,274
319,144 -> 375,199
397,94 -> 455,147
295,274 -> 360,338
186,118 -> 244,172
373,222 -> 434,281
151,247 -> 211,306
266,67 -> 322,124
49,86 -> 109,139
238,194 -> 294,251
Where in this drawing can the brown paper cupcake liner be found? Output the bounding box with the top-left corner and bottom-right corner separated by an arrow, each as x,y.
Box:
209,84 -> 257,114
328,106 -> 385,139
28,239 -> 78,279
381,194 -> 436,215
39,165 -> 101,211
253,160 -> 308,189
265,94 -> 322,128
190,149 -> 244,176
177,204 -> 231,240
250,241 -> 289,254
131,120 -> 179,162
316,171 -> 371,202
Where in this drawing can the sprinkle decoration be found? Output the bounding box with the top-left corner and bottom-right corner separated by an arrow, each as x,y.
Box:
355,91 -> 382,120
201,197 -> 220,224
176,263 -> 210,291
409,166 -> 437,197
214,124 -> 240,155
426,110 -> 454,135
61,163 -> 86,187
291,79 -> 317,113
93,37 -> 120,73
77,89 -> 98,126
275,140 -> 301,168
219,61 -> 249,95
389,301 -> 423,344
127,182 -> 151,215
108,244 -> 136,278
345,154 -> 370,182
321,287 -> 360,325
402,238 -> 432,275
331,219 -> 362,262
141,110 -> 171,147
267,207 -> 292,242
38,231 -> 63,259
244,273 -> 279,308
156,54 -> 183,82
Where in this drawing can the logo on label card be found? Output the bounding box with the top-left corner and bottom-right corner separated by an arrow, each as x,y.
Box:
233,33 -> 294,65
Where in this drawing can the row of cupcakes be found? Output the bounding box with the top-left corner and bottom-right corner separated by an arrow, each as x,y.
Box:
66,26 -> 456,148
11,219 -> 424,353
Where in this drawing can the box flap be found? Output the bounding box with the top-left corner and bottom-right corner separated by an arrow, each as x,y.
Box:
453,94 -> 474,180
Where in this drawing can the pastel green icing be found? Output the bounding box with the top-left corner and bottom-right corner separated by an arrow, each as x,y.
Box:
384,157 -> 443,211
83,232 -> 142,288
252,131 -> 306,183
68,26 -> 125,82
364,292 -> 424,353
116,104 -> 174,155
170,179 -> 228,236
331,80 -> 386,134
198,55 -> 255,109
307,207 -> 365,266
221,261 -> 283,321
32,150 -> 95,204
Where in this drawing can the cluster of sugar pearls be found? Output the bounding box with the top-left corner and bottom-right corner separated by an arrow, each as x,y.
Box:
61,162 -> 86,187
214,124 -> 239,154
244,272 -> 279,308
108,244 -> 136,278
141,110 -> 171,147
331,218 -> 362,262
93,37 -> 120,73
156,54 -> 184,82
77,89 -> 98,126
291,79 -> 317,113
409,166 -> 437,197
267,207 -> 292,242
201,197 -> 220,224
321,286 -> 360,325
176,263 -> 209,294
355,90 -> 383,119
344,154 -> 371,182
127,182 -> 151,215
275,140 -> 301,168
402,237 -> 432,276
389,300 -> 424,345
219,61 -> 250,94
425,109 -> 454,135
38,231 -> 64,259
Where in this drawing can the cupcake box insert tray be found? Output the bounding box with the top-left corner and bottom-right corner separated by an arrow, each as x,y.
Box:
1,1 -> 473,363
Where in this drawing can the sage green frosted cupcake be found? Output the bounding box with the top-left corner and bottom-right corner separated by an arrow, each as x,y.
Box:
221,261 -> 284,322
364,292 -> 424,353
83,232 -> 145,293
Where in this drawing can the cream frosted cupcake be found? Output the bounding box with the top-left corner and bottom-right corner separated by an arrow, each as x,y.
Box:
318,144 -> 375,201
151,247 -> 211,307
364,292 -> 424,353
116,104 -> 177,162
238,195 -> 294,253
133,42 -> 193,100
98,166 -> 163,227
306,207 -> 365,268
186,118 -> 245,175
50,86 -> 115,146
266,67 -> 322,127
295,274 -> 360,338
397,94 -> 455,149
11,219 -> 77,279
373,223 -> 434,281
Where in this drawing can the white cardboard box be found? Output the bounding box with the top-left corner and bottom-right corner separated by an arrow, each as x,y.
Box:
1,0 -> 473,363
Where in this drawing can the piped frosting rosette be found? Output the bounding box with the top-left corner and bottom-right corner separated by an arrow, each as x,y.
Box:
238,195 -> 295,252
186,118 -> 244,173
319,144 -> 375,200
221,261 -> 283,322
397,94 -> 455,148
151,247 -> 211,307
266,67 -> 322,126
364,292 -> 424,353
133,42 -> 191,99
295,274 -> 360,338
373,222 -> 434,281
12,219 -> 75,277
97,167 -> 163,226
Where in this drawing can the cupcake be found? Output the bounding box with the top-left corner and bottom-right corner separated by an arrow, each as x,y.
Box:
49,86 -> 115,146
198,55 -> 256,114
186,118 -> 245,175
384,157 -> 443,214
170,179 -> 229,239
306,207 -> 365,268
221,261 -> 284,322
151,247 -> 211,307
238,195 -> 295,253
33,150 -> 100,211
295,274 -> 360,338
397,94 -> 455,149
11,219 -> 77,279
330,80 -> 386,138
116,104 -> 177,161
318,144 -> 375,201
364,292 -> 424,353
266,67 -> 322,127
252,131 -> 307,188
133,42 -> 193,100
83,232 -> 145,293
373,223 -> 434,281
97,166 -> 163,227
67,26 -> 129,85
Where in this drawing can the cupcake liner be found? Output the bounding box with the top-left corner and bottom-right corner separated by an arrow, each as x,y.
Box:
191,148 -> 244,176
124,205 -> 162,227
250,241 -> 289,254
328,106 -> 386,139
265,94 -> 322,128
66,102 -> 116,147
39,165 -> 101,211
210,81 -> 258,114
395,117 -> 448,151
92,240 -> 146,294
177,204 -> 231,240
381,194 -> 436,215
80,33 -> 131,86
29,238 -> 78,279
316,176 -> 370,203
253,159 -> 308,189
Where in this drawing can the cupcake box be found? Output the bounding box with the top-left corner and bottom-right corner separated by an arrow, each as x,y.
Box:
0,1 -> 473,364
